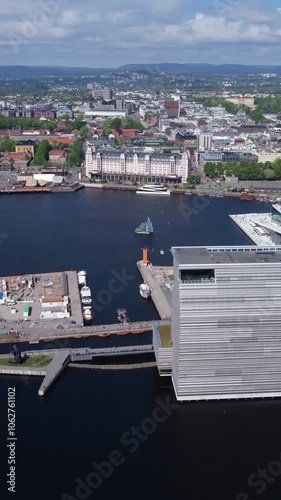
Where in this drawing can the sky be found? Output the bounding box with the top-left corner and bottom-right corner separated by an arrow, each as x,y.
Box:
1,0 -> 281,67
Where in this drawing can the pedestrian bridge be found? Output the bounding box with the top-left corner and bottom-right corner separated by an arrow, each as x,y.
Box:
0,344 -> 155,397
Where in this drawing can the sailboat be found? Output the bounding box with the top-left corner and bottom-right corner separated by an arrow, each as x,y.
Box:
134,217 -> 154,235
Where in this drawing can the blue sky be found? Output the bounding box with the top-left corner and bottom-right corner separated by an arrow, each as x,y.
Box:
1,0 -> 281,67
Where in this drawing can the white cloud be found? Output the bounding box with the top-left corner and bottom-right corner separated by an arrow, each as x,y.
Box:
0,0 -> 281,66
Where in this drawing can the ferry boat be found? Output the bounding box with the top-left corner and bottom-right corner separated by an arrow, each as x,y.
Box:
80,285 -> 92,305
78,270 -> 87,287
135,217 -> 154,235
136,184 -> 171,195
139,283 -> 151,299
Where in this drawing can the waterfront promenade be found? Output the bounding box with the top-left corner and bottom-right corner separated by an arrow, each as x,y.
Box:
0,319 -> 171,344
230,213 -> 281,245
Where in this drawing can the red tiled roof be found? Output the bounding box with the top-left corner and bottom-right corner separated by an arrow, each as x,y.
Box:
48,138 -> 75,144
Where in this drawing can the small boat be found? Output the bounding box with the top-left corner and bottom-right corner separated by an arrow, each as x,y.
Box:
139,283 -> 151,299
80,285 -> 92,305
135,217 -> 154,235
97,333 -> 110,338
78,270 -> 87,286
82,307 -> 92,322
160,248 -> 164,255
116,308 -> 130,323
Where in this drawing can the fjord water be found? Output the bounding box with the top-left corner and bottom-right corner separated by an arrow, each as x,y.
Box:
0,190 -> 280,500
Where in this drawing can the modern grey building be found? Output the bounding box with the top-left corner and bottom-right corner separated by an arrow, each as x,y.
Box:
171,245 -> 281,401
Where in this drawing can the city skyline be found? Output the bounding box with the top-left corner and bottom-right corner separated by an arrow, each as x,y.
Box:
1,0 -> 281,67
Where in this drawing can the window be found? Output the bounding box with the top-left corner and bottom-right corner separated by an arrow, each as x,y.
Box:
180,269 -> 215,284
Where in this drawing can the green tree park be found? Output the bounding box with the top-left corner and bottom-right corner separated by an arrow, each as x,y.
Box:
204,158 -> 281,181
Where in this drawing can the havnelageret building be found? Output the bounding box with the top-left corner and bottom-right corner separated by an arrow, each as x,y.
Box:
85,145 -> 190,183
171,245 -> 281,402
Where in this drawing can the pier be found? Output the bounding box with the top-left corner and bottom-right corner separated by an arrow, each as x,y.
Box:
137,260 -> 172,320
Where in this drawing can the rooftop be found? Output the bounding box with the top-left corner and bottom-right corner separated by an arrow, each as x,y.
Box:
172,246 -> 281,266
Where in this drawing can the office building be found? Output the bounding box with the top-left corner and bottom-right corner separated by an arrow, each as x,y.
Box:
171,245 -> 281,401
165,99 -> 180,118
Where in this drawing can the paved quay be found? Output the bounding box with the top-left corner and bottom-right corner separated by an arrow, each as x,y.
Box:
230,213 -> 281,246
137,261 -> 172,320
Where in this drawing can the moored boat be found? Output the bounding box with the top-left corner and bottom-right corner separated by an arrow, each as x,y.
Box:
78,270 -> 87,286
80,285 -> 92,305
136,184 -> 171,195
82,307 -> 92,322
139,283 -> 151,299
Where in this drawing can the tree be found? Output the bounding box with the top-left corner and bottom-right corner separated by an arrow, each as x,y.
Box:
67,140 -> 83,167
79,125 -> 92,140
204,162 -> 223,179
0,136 -> 16,152
33,140 -> 51,165
102,127 -> 112,136
264,168 -> 276,180
110,118 -> 122,130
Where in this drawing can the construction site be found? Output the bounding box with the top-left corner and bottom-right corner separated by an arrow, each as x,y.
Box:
0,271 -> 83,339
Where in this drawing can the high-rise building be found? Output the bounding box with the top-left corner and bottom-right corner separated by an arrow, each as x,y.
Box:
171,245 -> 281,401
91,88 -> 113,100
164,99 -> 180,118
198,133 -> 213,150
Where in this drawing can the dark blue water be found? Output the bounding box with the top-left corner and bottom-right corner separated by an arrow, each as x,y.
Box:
0,190 -> 280,500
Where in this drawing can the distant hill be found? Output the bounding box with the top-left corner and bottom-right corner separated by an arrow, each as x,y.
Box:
0,66 -> 112,77
118,63 -> 281,75
0,63 -> 281,77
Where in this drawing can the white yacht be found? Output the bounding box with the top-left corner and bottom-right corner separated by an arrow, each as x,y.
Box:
136,184 -> 171,195
139,283 -> 151,299
78,270 -> 87,287
83,307 -> 92,322
80,285 -> 92,305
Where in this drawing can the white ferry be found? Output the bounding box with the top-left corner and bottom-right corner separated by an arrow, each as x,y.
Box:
136,184 -> 171,195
